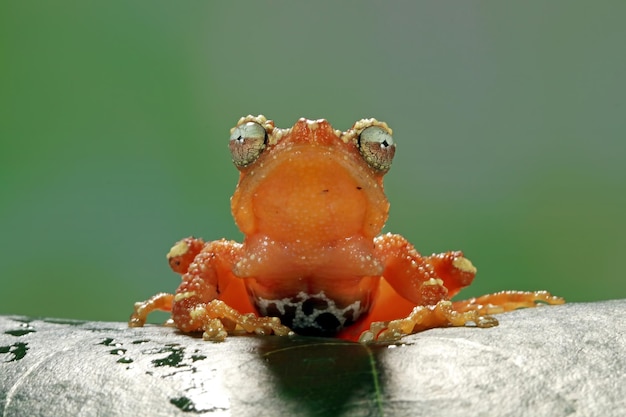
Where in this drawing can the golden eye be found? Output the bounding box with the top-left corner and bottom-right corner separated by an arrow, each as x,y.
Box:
229,122 -> 267,167
358,126 -> 395,172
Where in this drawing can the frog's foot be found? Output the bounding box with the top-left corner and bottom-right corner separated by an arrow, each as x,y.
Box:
359,300 -> 497,343
188,300 -> 294,342
360,290 -> 565,343
128,292 -> 175,327
452,290 -> 565,315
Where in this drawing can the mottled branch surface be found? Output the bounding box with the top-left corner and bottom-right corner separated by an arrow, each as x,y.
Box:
1,300 -> 625,417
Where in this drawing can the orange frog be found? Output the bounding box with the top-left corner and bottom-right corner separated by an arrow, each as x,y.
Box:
129,115 -> 563,343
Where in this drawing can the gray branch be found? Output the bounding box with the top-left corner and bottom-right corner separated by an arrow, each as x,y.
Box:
1,300 -> 624,417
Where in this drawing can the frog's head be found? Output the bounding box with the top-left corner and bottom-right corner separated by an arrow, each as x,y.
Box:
228,115 -> 396,242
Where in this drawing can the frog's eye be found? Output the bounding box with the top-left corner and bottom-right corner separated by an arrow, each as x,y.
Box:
357,126 -> 396,172
229,122 -> 267,167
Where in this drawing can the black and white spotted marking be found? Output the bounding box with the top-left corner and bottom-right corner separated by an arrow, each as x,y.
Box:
253,291 -> 368,336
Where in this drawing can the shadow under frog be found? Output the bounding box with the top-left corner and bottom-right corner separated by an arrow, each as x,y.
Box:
255,335 -> 389,417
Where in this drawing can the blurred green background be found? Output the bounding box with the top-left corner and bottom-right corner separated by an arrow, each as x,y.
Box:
1,2 -> 624,322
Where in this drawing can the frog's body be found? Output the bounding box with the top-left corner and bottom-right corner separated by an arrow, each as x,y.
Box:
130,115 -> 563,342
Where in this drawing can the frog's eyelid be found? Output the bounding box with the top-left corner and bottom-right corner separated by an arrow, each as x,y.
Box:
229,122 -> 267,168
357,125 -> 396,172
340,118 -> 392,144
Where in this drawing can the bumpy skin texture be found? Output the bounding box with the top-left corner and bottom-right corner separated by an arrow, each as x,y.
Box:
129,115 -> 564,342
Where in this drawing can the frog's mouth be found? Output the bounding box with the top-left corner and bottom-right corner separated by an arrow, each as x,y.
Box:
252,290 -> 368,336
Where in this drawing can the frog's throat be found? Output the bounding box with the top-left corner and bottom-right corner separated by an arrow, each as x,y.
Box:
252,291 -> 368,336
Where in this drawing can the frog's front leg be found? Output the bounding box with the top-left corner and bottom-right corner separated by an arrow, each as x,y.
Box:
129,237 -> 207,327
359,233 -> 481,342
372,233 -> 477,305
362,233 -> 563,342
172,238 -> 295,341
130,237 -> 293,341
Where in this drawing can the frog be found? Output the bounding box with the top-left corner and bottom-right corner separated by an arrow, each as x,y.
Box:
129,115 -> 564,343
